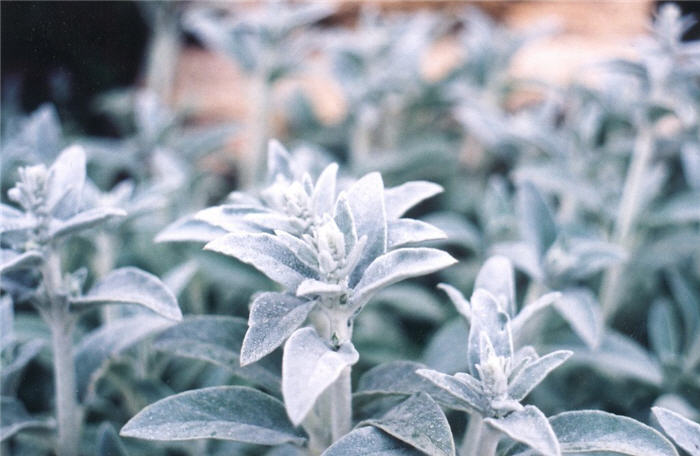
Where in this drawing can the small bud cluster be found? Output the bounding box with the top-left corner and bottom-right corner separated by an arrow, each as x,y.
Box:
8,165 -> 50,217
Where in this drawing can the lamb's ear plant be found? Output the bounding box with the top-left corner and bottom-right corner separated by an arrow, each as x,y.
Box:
121,140 -> 457,454
1,146 -> 182,456
418,257 -> 677,456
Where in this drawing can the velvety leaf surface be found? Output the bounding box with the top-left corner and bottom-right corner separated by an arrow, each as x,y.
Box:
153,315 -> 280,392
486,406 -> 560,456
72,267 -> 181,321
652,407 -> 700,456
205,233 -> 317,290
415,368 -> 485,414
386,219 -> 446,249
241,292 -> 315,366
121,386 -> 305,445
322,427 -> 423,456
0,250 -> 43,274
312,163 -> 338,217
155,216 -> 227,243
352,248 -> 456,308
361,392 -> 455,456
48,207 -> 126,239
422,318 -> 469,374
345,172 -> 387,287
549,410 -> 678,455
467,289 -> 512,376
46,145 -> 86,218
554,289 -> 602,349
474,255 -> 516,317
508,350 -> 572,401
282,327 -> 359,425
384,181 -> 443,220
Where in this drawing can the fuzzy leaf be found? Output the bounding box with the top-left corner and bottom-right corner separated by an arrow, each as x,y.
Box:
517,182 -> 557,260
346,173 -> 387,286
387,219 -> 446,249
195,205 -> 265,232
282,327 -> 359,425
72,267 -> 181,321
205,233 -> 317,290
267,139 -> 294,182
468,289 -> 512,376
352,248 -> 456,308
241,292 -> 315,366
648,300 -> 681,363
121,386 -> 304,445
508,351 -> 572,401
438,284 -> 471,320
155,216 -> 227,243
422,318 -> 469,374
384,181 -> 443,220
510,292 -> 561,338
0,250 -> 43,274
153,316 -> 280,392
361,392 -> 455,456
554,289 -> 602,349
415,369 -> 485,414
0,396 -> 53,441
334,195 -> 358,254
486,405 -> 560,456
297,279 -> 343,297
652,406 -> 700,456
548,410 -> 678,455
75,315 -> 174,400
312,163 -> 338,217
475,255 -> 516,317
491,241 -> 543,282
322,427 -> 423,456
47,145 -> 86,218
49,207 -> 126,239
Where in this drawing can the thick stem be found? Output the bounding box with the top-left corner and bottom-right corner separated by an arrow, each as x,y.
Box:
50,308 -> 80,456
459,413 -> 483,456
330,367 -> 352,443
41,250 -> 81,456
601,119 -> 654,322
476,426 -> 500,456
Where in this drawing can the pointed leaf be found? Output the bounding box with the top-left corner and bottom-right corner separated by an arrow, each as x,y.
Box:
346,173 -> 387,286
517,182 -> 557,260
312,163 -> 338,217
195,205 -> 266,232
282,327 -> 359,425
387,219 -> 446,249
121,386 -> 304,445
415,369 -> 486,414
49,207 -> 126,239
47,145 -> 86,218
361,392 -> 455,456
510,292 -> 561,338
323,427 -> 423,456
548,410 -> 678,455
153,316 -> 280,392
384,181 -> 443,220
297,279 -> 343,298
648,300 -> 681,363
422,318 -> 469,374
487,406 -> 560,456
72,267 -> 181,321
0,250 -> 43,274
438,283 -> 471,320
241,292 -> 316,366
508,351 -> 572,401
155,216 -> 227,243
267,139 -> 294,182
652,407 -> 700,456
475,255 -> 516,317
352,248 -> 456,308
205,233 -> 317,290
554,289 -> 602,349
468,289 -> 512,376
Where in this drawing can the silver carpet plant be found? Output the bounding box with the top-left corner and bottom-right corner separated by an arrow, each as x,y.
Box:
1,146 -> 181,456
121,140 -> 457,454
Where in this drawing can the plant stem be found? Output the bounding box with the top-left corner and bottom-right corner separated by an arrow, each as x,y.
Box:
459,413 -> 483,456
143,2 -> 181,101
50,311 -> 80,456
601,118 -> 654,322
350,105 -> 374,174
41,250 -> 81,456
330,367 -> 352,443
